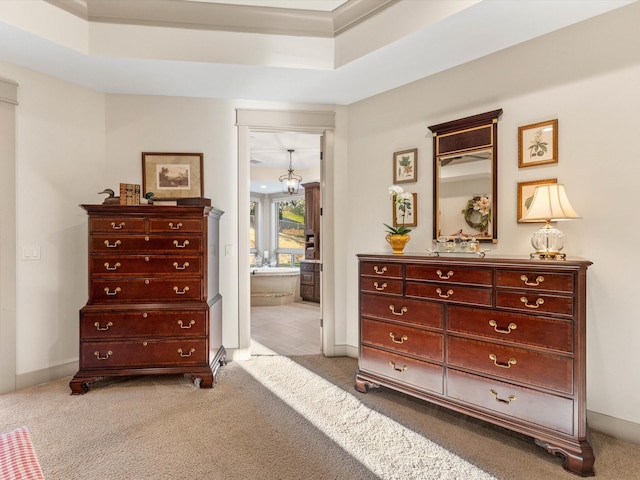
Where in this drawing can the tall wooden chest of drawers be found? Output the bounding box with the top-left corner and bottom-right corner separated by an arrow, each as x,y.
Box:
70,204 -> 225,394
356,253 -> 593,476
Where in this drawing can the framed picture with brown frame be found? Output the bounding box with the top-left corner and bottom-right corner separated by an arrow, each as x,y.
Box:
517,178 -> 557,223
518,119 -> 558,168
393,148 -> 418,183
392,192 -> 417,228
142,152 -> 204,199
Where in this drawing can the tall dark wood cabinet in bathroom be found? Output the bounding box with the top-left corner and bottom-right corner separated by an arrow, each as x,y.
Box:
300,182 -> 320,302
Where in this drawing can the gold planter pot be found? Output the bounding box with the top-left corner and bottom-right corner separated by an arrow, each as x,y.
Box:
385,233 -> 410,254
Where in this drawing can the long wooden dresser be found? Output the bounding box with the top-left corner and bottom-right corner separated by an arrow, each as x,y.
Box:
70,204 -> 225,394
356,253 -> 594,476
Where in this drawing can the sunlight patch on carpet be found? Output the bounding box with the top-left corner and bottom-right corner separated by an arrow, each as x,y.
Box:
239,346 -> 497,480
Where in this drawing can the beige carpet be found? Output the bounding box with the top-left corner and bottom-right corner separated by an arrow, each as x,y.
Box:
1,353 -> 639,479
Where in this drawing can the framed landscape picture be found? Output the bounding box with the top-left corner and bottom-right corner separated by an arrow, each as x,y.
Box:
142,152 -> 203,199
517,178 -> 557,223
393,148 -> 418,183
518,119 -> 558,168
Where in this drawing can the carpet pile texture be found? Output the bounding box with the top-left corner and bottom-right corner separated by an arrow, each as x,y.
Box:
1,354 -> 638,479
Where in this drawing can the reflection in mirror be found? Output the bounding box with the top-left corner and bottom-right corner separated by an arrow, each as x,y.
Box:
437,149 -> 493,239
429,109 -> 501,243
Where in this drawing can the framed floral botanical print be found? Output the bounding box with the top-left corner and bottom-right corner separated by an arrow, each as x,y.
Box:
393,148 -> 418,183
518,119 -> 558,168
517,178 -> 557,223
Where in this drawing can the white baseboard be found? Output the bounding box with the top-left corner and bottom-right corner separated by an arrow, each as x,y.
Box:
16,360 -> 78,390
588,410 -> 640,445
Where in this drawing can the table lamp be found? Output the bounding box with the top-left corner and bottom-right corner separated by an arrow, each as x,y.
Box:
519,184 -> 581,259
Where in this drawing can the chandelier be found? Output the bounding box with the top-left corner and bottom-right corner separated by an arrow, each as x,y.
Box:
279,149 -> 302,195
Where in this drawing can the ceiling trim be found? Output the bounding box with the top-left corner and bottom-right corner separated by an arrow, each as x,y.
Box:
236,109 -> 335,131
0,77 -> 19,105
45,0 -> 398,38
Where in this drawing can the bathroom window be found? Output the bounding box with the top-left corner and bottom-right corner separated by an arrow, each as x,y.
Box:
273,197 -> 305,266
249,199 -> 260,266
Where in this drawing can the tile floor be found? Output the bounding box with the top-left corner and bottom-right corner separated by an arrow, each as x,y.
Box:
251,301 -> 322,356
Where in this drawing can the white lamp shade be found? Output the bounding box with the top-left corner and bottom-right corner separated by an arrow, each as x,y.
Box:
520,184 -> 581,222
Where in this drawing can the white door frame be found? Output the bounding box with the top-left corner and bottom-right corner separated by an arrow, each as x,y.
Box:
0,77 -> 18,393
236,109 -> 336,357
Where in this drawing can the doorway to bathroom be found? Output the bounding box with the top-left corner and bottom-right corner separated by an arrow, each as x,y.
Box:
249,131 -> 322,355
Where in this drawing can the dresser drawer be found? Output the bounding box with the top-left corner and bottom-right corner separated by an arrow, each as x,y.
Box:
360,345 -> 443,394
406,265 -> 491,286
148,218 -> 203,233
497,270 -> 573,293
448,306 -> 573,353
361,318 -> 443,362
300,272 -> 314,284
301,285 -> 315,299
90,279 -> 203,303
406,282 -> 492,307
496,291 -> 573,317
81,338 -> 207,368
360,262 -> 402,279
447,337 -> 573,394
80,309 -> 207,339
90,255 -> 202,276
90,235 -> 202,253
360,293 -> 442,329
360,277 -> 403,295
447,369 -> 574,435
300,261 -> 320,273
90,217 -> 146,233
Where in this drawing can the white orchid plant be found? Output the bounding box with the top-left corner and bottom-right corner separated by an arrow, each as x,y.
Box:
385,185 -> 413,235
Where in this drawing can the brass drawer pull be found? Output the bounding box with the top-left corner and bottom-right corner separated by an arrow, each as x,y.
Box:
94,350 -> 113,360
489,320 -> 517,334
103,240 -> 121,248
389,332 -> 408,344
373,266 -> 387,275
173,286 -> 190,295
173,240 -> 190,248
173,262 -> 190,270
373,282 -> 387,291
389,305 -> 407,316
521,274 -> 544,286
490,389 -> 516,405
110,222 -> 125,230
520,296 -> 544,309
436,269 -> 454,280
178,320 -> 195,329
169,222 -> 183,230
436,288 -> 454,299
389,361 -> 407,372
178,348 -> 196,358
94,321 -> 113,331
104,287 -> 121,296
489,354 -> 517,369
104,262 -> 121,271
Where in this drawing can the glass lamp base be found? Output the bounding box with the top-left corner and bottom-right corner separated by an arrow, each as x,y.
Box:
529,222 -> 566,260
530,252 -> 566,260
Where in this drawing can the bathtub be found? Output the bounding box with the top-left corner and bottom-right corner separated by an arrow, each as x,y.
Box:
250,267 -> 300,306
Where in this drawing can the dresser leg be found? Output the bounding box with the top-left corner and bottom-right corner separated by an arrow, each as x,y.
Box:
534,438 -> 595,477
355,372 -> 380,394
69,375 -> 104,395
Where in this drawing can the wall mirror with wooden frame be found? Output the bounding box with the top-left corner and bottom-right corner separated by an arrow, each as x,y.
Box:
428,109 -> 502,243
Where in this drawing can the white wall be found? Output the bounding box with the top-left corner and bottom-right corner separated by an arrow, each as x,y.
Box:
104,94 -> 241,348
0,62 -> 106,384
343,5 -> 640,429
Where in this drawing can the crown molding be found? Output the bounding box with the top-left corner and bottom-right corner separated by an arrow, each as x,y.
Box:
45,0 -> 398,37
0,77 -> 19,105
